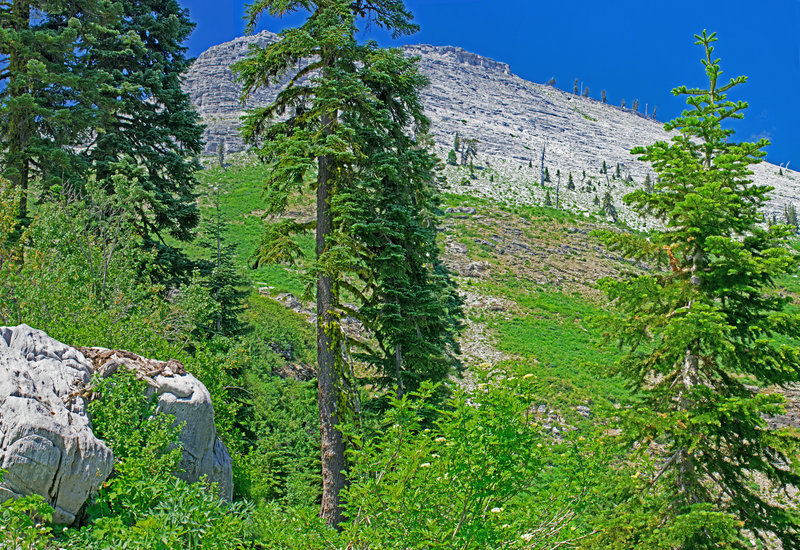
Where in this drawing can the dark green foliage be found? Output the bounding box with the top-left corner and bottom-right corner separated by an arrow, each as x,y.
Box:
595,31 -> 800,547
0,0 -> 115,221
0,0 -> 203,279
85,0 -> 203,278
544,166 -> 551,182
567,172 -> 575,190
644,173 -> 653,193
582,86 -> 590,97
447,148 -> 457,165
785,202 -> 798,230
601,191 -> 616,222
544,188 -> 552,206
601,161 -> 607,174
602,89 -> 607,103
218,139 -> 226,170
546,76 -> 556,86
632,98 -> 639,112
235,1 -> 462,398
194,186 -> 248,337
615,162 -> 621,179
574,78 -> 579,94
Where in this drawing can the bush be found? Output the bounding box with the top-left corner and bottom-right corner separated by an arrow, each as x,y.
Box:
340,374 -> 606,549
0,486 -> 53,550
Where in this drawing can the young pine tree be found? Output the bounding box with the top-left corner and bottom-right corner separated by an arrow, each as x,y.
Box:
595,31 -> 800,548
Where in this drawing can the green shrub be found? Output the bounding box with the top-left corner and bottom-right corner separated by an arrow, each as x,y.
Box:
340,376 -> 606,549
0,486 -> 53,550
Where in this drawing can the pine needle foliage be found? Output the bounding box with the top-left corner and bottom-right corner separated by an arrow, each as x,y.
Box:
234,0 -> 462,525
595,30 -> 800,548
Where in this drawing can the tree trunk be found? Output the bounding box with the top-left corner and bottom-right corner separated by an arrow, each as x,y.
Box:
7,0 -> 31,222
317,112 -> 345,527
395,344 -> 404,399
675,248 -> 703,503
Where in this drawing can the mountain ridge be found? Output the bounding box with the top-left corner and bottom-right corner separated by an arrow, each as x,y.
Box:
183,30 -> 800,225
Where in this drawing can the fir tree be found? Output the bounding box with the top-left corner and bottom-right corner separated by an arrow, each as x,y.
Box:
0,0 -> 202,279
582,86 -> 590,97
218,138 -> 226,171
595,31 -> 800,547
573,78 -> 579,94
632,98 -> 639,112
600,190 -> 616,222
567,172 -> 575,190
544,188 -> 552,206
0,0 -> 116,222
235,0 -> 461,525
85,0 -> 203,278
195,186 -> 247,336
601,160 -> 607,174
643,173 -> 653,193
784,202 -> 798,230
546,76 -> 556,86
446,149 -> 457,166
601,89 -> 607,103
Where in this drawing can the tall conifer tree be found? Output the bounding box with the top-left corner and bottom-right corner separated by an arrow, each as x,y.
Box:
0,0 -> 115,221
85,0 -> 203,277
596,31 -> 800,547
236,0 -> 461,525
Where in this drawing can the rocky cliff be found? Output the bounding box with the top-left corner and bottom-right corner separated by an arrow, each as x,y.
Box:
183,31 -> 800,225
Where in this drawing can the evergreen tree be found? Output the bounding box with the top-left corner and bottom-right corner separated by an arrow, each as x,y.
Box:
543,166 -> 551,182
632,98 -> 639,112
546,76 -> 556,86
582,86 -> 590,97
195,186 -> 247,337
615,162 -> 621,179
544,188 -> 552,206
573,78 -> 579,94
0,0 -> 202,279
595,31 -> 800,547
643,173 -> 653,193
235,0 -> 461,526
621,98 -> 626,108
218,138 -> 226,171
0,0 -> 116,222
601,89 -> 607,103
453,131 -> 460,154
567,172 -> 575,190
600,190 -> 616,222
601,160 -> 607,174
85,0 -> 203,278
446,149 -> 457,166
784,202 -> 798,230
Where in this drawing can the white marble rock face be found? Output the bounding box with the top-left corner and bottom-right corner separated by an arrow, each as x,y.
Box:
0,324 -> 114,524
0,325 -> 233,524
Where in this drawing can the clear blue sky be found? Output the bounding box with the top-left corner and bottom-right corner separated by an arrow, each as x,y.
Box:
179,0 -> 800,168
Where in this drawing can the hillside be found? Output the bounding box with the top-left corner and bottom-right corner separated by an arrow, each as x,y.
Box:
184,31 -> 800,226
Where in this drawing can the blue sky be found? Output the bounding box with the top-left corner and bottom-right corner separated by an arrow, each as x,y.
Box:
179,0 -> 800,167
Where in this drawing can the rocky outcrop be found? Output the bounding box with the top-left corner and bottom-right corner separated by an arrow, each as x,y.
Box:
183,31 -> 800,225
78,348 -> 234,501
0,326 -> 233,523
0,325 -> 114,524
